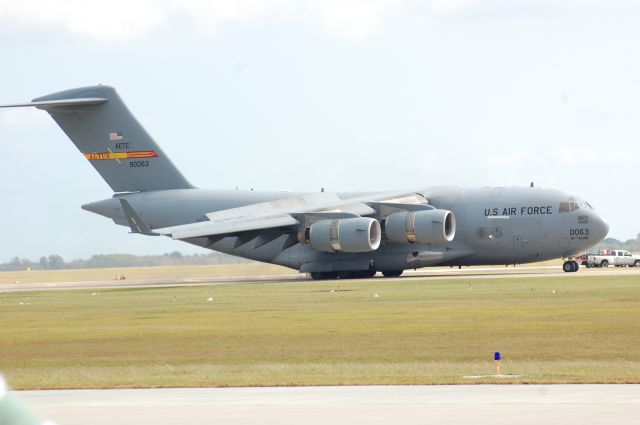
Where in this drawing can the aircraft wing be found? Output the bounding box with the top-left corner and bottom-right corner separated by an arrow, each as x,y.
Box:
155,214 -> 300,240
154,190 -> 429,240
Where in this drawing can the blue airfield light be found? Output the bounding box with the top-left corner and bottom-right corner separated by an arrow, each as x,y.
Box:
494,351 -> 502,375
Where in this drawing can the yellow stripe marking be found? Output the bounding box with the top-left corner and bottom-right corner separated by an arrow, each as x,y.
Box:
107,148 -> 121,164
84,150 -> 158,161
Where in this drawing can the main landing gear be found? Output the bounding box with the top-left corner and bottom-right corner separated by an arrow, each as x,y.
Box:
310,270 -> 377,280
309,269 -> 405,280
562,260 -> 579,273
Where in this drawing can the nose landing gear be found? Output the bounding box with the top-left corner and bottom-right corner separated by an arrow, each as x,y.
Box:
562,260 -> 579,273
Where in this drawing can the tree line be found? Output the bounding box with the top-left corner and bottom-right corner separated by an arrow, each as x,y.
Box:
0,251 -> 251,272
597,233 -> 640,253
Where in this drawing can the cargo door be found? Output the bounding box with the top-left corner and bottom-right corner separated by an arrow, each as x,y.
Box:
513,235 -> 523,252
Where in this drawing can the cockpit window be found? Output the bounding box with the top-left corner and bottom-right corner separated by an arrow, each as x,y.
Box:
559,200 -> 592,213
559,202 -> 579,213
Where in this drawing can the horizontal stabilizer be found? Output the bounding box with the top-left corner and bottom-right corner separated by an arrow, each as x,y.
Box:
0,98 -> 108,109
119,199 -> 159,236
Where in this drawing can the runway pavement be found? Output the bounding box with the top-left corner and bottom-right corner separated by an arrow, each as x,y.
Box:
0,265 -> 638,292
16,385 -> 640,425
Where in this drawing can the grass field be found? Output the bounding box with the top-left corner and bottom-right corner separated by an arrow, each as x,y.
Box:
1,273 -> 639,389
0,263 -> 295,285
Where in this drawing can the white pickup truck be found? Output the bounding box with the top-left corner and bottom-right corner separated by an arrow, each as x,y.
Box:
580,249 -> 640,268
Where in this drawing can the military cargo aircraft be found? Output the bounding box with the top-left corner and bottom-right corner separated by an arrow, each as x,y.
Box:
1,86 -> 609,278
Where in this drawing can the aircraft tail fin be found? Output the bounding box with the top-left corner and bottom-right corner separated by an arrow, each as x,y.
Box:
1,85 -> 193,193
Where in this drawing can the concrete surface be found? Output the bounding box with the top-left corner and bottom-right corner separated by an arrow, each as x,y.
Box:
16,385 -> 640,425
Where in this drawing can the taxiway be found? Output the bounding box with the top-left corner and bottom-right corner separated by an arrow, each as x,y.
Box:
17,385 -> 640,425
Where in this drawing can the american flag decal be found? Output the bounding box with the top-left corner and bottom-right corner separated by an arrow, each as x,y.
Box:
109,132 -> 123,141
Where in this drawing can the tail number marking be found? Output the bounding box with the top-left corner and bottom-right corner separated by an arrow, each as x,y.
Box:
569,228 -> 589,240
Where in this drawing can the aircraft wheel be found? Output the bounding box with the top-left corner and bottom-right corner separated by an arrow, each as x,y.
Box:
310,272 -> 338,280
381,270 -> 403,278
572,261 -> 579,272
601,260 -> 609,268
339,270 -> 376,279
562,261 -> 573,273
350,270 -> 376,279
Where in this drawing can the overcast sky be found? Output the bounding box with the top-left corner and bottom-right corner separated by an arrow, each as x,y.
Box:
1,0 -> 639,261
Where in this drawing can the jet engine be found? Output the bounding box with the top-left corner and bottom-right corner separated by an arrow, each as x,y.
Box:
385,209 -> 455,244
309,217 -> 381,253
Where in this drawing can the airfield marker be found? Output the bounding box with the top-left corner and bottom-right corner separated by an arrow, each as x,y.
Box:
494,351 -> 502,375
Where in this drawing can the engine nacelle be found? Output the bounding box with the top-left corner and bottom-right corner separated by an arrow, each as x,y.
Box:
309,217 -> 381,253
385,209 -> 455,244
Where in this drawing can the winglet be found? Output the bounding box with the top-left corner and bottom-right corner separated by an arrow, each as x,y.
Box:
119,199 -> 159,236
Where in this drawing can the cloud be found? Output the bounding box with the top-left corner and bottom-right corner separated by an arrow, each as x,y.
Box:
308,0 -> 399,40
0,108 -> 50,127
181,0 -> 401,40
1,0 -> 637,43
0,0 -> 168,42
0,0 -> 400,42
179,0 -> 271,28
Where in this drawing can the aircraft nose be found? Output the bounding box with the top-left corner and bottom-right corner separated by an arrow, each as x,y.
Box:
590,212 -> 609,244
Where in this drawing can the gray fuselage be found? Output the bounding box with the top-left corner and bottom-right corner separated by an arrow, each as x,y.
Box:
83,185 -> 609,273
